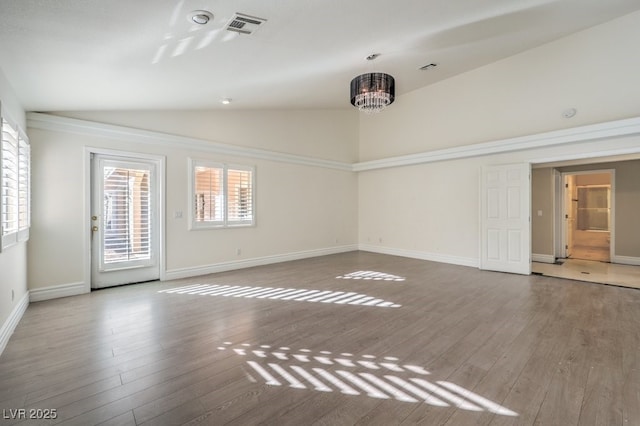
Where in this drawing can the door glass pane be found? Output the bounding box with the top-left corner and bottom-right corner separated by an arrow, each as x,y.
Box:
577,186 -> 610,231
103,166 -> 151,264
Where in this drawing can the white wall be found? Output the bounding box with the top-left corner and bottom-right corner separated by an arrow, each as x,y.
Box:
56,109 -> 358,163
359,10 -> 640,162
27,109 -> 359,294
358,10 -> 640,265
0,67 -> 28,353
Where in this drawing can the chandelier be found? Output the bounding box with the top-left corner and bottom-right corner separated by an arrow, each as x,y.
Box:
350,54 -> 395,114
350,73 -> 395,113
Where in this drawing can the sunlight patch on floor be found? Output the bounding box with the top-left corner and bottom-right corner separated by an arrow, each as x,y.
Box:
219,342 -> 518,417
336,271 -> 406,281
159,284 -> 401,308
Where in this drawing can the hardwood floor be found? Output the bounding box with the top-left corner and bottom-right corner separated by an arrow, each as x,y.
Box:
1,251 -> 639,425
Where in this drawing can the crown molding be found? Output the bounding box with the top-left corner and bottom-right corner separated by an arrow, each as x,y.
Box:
26,112 -> 353,172
27,112 -> 640,173
353,116 -> 640,171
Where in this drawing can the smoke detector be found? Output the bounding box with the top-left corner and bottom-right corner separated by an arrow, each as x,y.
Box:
189,10 -> 213,25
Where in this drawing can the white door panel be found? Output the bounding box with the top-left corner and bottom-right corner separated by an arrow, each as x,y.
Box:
91,154 -> 160,289
480,164 -> 531,275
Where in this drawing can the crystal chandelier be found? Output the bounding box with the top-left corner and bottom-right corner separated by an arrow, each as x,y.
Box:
350,54 -> 395,114
350,73 -> 395,113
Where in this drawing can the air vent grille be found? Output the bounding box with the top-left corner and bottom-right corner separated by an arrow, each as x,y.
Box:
419,63 -> 437,71
226,13 -> 267,35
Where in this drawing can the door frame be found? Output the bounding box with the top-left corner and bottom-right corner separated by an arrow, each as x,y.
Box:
555,169 -> 615,262
553,169 -> 563,259
83,147 -> 166,292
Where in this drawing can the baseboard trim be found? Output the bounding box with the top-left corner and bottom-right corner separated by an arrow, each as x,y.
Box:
611,255 -> 640,266
164,245 -> 359,281
358,244 -> 479,268
30,282 -> 88,302
0,292 -> 29,356
532,254 -> 556,264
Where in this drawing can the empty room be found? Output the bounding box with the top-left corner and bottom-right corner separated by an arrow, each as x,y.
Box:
1,1 -> 640,425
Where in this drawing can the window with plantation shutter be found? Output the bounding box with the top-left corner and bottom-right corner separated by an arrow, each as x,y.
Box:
189,159 -> 255,229
1,116 -> 30,250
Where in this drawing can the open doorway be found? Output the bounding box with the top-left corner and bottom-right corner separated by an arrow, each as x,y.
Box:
532,159 -> 640,288
561,171 -> 613,263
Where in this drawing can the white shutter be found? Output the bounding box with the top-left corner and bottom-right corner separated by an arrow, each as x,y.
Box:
1,116 -> 31,250
193,163 -> 224,225
2,119 -> 19,244
102,165 -> 152,266
227,166 -> 253,225
18,137 -> 30,238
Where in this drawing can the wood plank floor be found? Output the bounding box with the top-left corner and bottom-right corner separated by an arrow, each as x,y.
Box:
1,251 -> 639,425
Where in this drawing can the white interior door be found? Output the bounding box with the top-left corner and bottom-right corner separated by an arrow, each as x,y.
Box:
480,163 -> 531,275
91,154 -> 160,289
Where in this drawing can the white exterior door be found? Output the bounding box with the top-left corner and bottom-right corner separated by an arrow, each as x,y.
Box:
480,163 -> 531,275
91,154 -> 160,289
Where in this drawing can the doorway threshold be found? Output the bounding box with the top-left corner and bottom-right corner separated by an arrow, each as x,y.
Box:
532,259 -> 640,290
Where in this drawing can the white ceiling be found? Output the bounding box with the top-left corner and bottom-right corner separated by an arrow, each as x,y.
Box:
1,0 -> 639,112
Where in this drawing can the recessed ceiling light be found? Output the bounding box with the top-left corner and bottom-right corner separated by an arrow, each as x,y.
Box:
189,10 -> 213,25
221,98 -> 232,105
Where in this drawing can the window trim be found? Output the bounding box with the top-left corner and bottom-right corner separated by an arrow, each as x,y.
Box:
1,111 -> 30,251
188,158 -> 255,230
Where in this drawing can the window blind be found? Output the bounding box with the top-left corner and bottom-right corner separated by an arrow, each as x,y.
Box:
102,167 -> 151,264
194,165 -> 224,224
227,167 -> 253,224
18,138 -> 30,231
2,119 -> 19,239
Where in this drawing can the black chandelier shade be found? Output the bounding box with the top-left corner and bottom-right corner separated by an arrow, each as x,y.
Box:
350,72 -> 395,110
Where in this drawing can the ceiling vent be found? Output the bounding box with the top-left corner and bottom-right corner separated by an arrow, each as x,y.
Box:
419,63 -> 437,71
225,13 -> 267,35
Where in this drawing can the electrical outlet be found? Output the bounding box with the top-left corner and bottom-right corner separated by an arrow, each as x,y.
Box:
236,248 -> 241,256
11,289 -> 15,302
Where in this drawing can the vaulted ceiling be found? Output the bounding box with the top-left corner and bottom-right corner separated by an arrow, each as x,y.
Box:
1,0 -> 639,111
